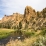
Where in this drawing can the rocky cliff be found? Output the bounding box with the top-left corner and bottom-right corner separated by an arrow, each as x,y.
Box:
0,6 -> 46,30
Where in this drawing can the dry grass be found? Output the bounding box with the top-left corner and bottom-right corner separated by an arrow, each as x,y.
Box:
6,37 -> 38,46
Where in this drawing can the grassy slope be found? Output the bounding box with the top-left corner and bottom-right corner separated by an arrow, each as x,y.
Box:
0,28 -> 14,39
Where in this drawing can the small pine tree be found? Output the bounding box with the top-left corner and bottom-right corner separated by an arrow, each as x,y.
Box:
0,23 -> 2,28
19,22 -> 22,29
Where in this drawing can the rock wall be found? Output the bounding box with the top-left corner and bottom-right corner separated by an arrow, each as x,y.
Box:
0,6 -> 46,30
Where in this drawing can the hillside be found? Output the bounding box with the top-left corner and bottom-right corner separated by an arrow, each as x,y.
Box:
0,6 -> 46,30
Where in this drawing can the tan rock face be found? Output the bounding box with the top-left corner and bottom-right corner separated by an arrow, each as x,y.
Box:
41,8 -> 46,18
0,6 -> 46,30
24,6 -> 37,21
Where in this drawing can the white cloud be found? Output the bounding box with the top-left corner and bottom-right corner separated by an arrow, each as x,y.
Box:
0,0 -> 46,16
0,18 -> 2,20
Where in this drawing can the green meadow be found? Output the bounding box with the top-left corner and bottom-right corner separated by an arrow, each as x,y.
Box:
0,28 -> 14,39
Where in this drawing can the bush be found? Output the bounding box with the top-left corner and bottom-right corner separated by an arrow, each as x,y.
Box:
14,29 -> 35,38
32,35 -> 46,46
23,31 -> 35,37
14,29 -> 22,35
19,22 -> 22,29
0,23 -> 2,28
41,28 -> 46,35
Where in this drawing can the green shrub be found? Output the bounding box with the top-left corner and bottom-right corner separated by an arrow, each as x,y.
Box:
32,35 -> 46,46
14,29 -> 35,38
19,22 -> 22,29
41,28 -> 46,35
24,31 -> 35,37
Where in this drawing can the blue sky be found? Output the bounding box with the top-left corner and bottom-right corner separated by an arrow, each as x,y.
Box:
0,0 -> 46,20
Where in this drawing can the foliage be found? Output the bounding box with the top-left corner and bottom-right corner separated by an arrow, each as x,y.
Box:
40,28 -> 46,35
0,23 -> 2,28
31,28 -> 46,46
24,31 -> 35,37
32,35 -> 46,46
19,22 -> 22,29
14,29 -> 35,38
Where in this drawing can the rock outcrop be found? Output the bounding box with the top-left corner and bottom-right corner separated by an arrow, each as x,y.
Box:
0,6 -> 46,30
24,6 -> 37,21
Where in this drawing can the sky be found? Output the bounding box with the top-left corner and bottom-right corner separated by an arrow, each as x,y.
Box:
0,0 -> 46,20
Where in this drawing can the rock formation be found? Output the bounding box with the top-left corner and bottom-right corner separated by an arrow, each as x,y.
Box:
0,6 -> 46,30
24,6 -> 37,21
